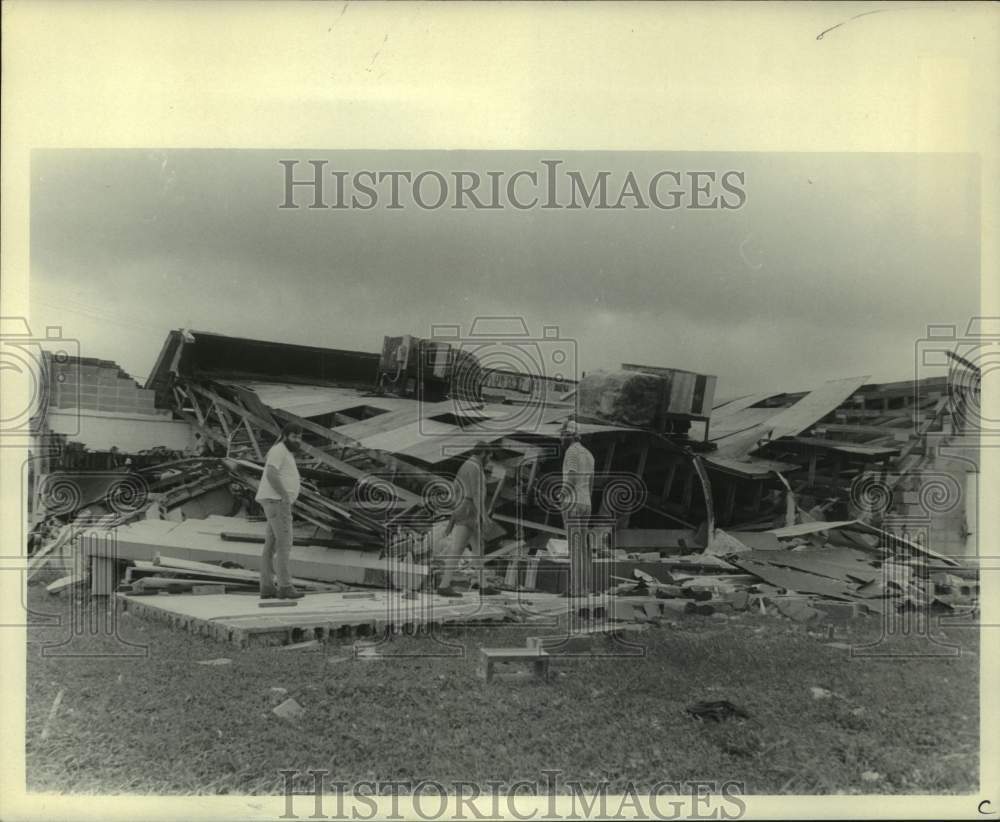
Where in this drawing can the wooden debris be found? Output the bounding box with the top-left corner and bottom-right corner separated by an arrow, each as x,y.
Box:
45,574 -> 86,595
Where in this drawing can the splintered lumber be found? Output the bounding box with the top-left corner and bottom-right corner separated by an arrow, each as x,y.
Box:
128,577 -> 247,594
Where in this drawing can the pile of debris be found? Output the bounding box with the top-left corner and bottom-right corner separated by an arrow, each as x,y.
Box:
25,326 -> 980,648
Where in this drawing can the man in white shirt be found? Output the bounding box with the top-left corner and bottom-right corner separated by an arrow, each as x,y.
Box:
255,423 -> 304,599
561,420 -> 595,529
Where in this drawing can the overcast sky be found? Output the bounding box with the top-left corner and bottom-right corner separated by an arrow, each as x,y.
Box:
30,150 -> 979,399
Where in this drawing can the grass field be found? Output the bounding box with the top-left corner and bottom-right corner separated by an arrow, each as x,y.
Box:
24,584 -> 979,796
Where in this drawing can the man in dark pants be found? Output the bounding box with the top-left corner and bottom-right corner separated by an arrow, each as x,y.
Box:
436,441 -> 499,598
255,423 -> 304,599
561,420 -> 595,529
561,420 -> 595,595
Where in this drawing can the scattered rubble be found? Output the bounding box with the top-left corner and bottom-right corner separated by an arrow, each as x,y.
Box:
272,698 -> 305,720
685,700 -> 750,723
24,329 -> 980,648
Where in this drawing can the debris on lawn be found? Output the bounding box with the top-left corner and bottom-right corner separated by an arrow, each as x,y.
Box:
685,700 -> 750,723
196,658 -> 233,666
24,330 -> 979,650
272,698 -> 305,720
353,641 -> 381,660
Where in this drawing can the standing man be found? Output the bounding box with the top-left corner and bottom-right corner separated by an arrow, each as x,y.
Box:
255,423 -> 304,600
561,420 -> 595,529
436,441 -> 499,598
561,420 -> 595,596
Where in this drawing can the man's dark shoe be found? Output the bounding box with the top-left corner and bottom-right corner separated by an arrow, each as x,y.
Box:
259,590 -> 277,600
436,586 -> 462,598
275,587 -> 305,600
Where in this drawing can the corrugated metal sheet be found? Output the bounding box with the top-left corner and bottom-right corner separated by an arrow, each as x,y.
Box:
359,420 -> 460,453
333,402 -> 451,440
757,376 -> 871,443
233,382 -> 412,419
690,394 -> 786,440
714,376 -> 871,458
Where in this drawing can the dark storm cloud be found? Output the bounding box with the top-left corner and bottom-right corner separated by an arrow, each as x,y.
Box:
30,150 -> 979,396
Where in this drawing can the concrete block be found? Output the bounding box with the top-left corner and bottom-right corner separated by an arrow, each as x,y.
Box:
272,698 -> 305,720
478,647 -> 550,683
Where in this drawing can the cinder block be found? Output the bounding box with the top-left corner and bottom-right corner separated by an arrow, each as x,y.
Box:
478,647 -> 550,683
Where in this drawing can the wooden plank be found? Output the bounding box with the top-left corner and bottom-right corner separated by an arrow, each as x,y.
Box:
727,531 -> 782,550
45,574 -> 86,594
740,550 -> 877,584
117,590 -> 510,647
728,557 -> 861,600
97,519 -> 430,588
152,554 -> 340,590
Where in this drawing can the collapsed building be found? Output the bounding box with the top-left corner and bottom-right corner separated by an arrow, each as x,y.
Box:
26,327 -> 981,647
